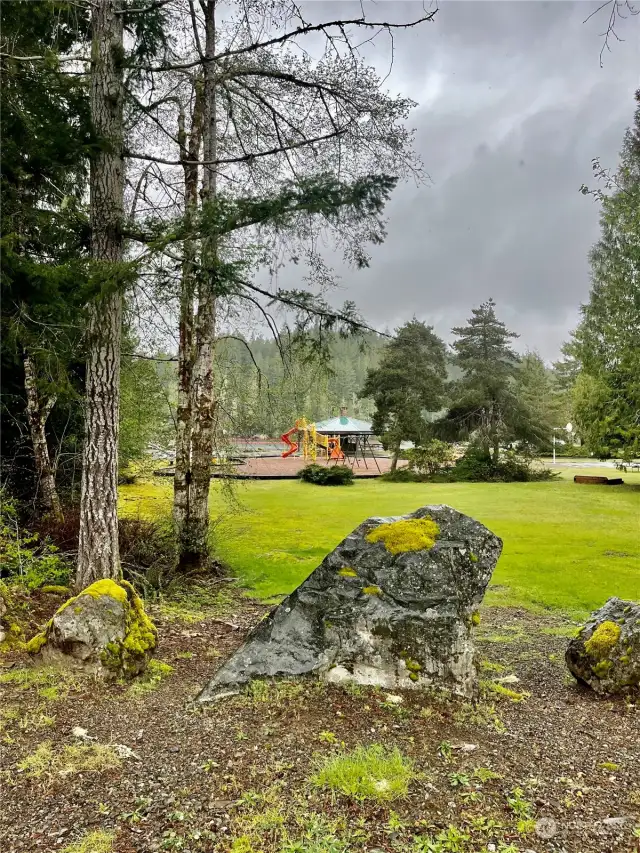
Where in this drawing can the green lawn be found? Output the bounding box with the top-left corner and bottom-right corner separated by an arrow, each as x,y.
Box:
120,465 -> 640,619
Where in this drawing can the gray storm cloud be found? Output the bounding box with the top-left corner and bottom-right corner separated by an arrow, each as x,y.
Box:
273,1 -> 639,360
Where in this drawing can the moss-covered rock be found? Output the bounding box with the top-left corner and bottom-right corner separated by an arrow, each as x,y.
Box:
26,579 -> 157,679
566,598 -> 639,695
199,505 -> 502,703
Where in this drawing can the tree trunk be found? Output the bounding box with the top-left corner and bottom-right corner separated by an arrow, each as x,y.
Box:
174,80 -> 205,565
491,404 -> 500,465
76,0 -> 125,589
23,351 -> 63,522
390,444 -> 400,473
175,2 -> 218,572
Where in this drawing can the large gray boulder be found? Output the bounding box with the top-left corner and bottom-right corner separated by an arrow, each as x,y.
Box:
198,505 -> 502,702
566,597 -> 640,695
26,579 -> 157,678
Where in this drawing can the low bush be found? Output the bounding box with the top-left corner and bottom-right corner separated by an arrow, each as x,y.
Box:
119,516 -> 177,595
0,491 -> 71,590
405,440 -> 456,476
299,464 -> 354,486
384,445 -> 556,484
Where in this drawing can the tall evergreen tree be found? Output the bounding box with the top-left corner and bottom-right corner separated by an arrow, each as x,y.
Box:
568,91 -> 640,460
440,299 -> 543,461
361,320 -> 447,471
0,1 -> 91,512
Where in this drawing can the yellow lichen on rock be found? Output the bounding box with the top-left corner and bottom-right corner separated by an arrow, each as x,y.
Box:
584,620 -> 621,659
366,518 -> 440,555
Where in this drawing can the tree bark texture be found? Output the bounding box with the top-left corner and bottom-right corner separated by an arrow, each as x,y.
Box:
23,352 -> 63,522
174,79 -> 205,564
77,0 -> 125,589
175,2 -> 218,572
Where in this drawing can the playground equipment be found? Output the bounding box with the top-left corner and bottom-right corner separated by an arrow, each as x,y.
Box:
280,417 -> 344,461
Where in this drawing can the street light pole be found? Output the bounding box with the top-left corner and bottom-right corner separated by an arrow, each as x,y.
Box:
552,423 -> 573,465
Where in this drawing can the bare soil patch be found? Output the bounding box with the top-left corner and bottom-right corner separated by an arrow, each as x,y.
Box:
1,591 -> 638,853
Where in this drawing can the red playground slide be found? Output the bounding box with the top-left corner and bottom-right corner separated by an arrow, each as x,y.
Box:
281,426 -> 298,458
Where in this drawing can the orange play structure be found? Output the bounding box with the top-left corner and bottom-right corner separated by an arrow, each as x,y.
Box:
280,417 -> 344,461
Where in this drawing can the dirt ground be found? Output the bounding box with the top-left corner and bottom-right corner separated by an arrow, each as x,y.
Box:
1,588 -> 638,853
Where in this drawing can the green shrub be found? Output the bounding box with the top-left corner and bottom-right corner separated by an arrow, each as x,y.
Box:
450,446 -> 556,483
405,440 -> 456,476
311,743 -> 415,802
557,445 -> 589,458
0,490 -> 71,590
380,468 -> 422,483
299,465 -> 354,486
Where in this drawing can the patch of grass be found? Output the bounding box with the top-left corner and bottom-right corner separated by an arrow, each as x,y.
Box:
120,469 -> 640,615
311,744 -> 415,802
0,665 -> 81,701
472,766 -> 503,783
158,584 -> 235,624
126,659 -> 173,697
17,708 -> 56,731
452,702 -> 506,732
281,815 -> 349,853
246,679 -> 305,704
539,625 -> 581,638
62,831 -> 115,853
479,660 -> 507,674
17,741 -> 121,778
476,633 -> 525,644
481,681 -> 530,703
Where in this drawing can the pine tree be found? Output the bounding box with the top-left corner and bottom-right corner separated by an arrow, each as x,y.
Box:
361,321 -> 447,470
0,1 -> 91,514
569,91 -> 640,460
442,299 -> 541,461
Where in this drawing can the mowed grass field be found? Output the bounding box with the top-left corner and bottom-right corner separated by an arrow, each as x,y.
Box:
120,464 -> 640,619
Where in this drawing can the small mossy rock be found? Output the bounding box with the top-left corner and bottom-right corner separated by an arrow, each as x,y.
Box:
0,582 -> 25,651
566,597 -> 640,695
198,505 -> 502,702
26,579 -> 157,679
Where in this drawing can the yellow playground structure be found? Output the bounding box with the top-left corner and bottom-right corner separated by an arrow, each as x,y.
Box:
280,417 -> 344,461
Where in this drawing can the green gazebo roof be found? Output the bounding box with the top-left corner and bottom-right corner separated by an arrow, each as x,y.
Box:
314,415 -> 373,435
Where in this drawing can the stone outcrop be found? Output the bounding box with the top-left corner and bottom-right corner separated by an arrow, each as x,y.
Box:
566,597 -> 640,695
26,579 -> 157,678
198,505 -> 502,702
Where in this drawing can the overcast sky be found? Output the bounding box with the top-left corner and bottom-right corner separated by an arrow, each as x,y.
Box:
277,1 -> 639,361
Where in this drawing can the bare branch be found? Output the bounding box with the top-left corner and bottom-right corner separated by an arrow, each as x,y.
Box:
141,13 -> 437,73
